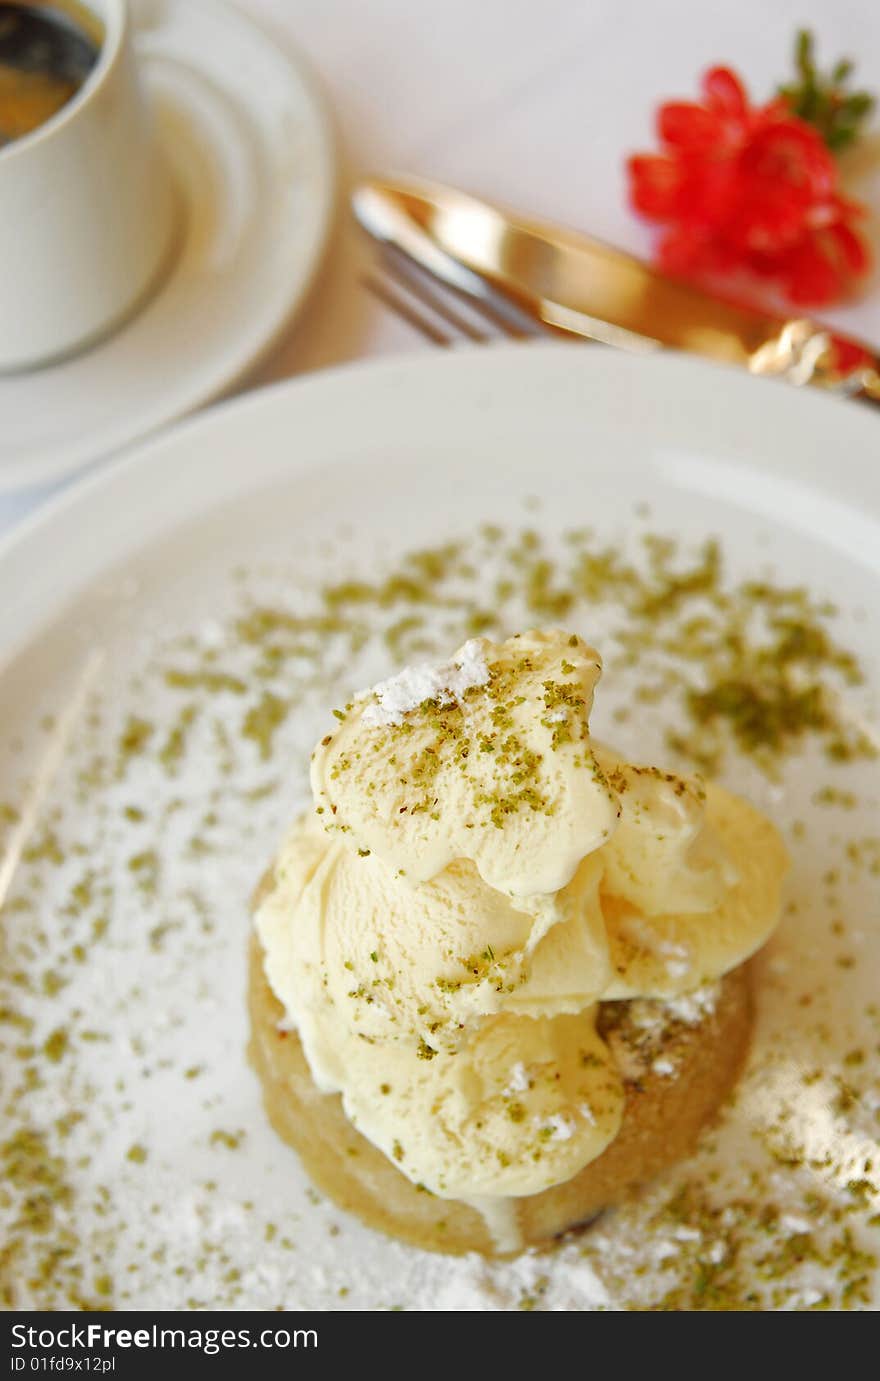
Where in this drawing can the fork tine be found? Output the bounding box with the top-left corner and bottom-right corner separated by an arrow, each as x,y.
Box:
363,240 -> 548,346
361,269 -> 456,347
378,247 -> 497,343
379,241 -> 548,341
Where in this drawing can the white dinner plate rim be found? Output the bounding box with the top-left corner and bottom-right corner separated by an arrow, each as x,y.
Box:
0,342 -> 878,667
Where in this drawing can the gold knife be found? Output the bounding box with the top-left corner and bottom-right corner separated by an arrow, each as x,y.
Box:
353,176 -> 880,406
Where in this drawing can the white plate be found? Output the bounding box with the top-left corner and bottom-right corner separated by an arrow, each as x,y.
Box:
0,345 -> 878,1312
0,0 -> 335,496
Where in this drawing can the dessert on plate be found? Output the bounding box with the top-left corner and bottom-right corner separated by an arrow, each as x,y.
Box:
249,630 -> 788,1255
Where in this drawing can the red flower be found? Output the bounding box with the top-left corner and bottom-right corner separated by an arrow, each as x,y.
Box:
628,66 -> 870,306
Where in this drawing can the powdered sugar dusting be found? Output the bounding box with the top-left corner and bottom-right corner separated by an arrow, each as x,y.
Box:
544,1114 -> 575,1141
651,1057 -> 676,1077
628,981 -> 721,1036
360,639 -> 489,726
663,982 -> 721,1026
426,1244 -> 613,1311
505,1062 -> 530,1094
604,982 -> 723,1085
662,943 -> 692,980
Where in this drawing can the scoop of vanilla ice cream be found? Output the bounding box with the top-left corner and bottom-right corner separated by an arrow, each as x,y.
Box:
600,780 -> 789,999
257,827 -> 624,1196
594,746 -> 735,917
259,821 -> 611,1056
310,629 -> 620,896
338,1009 -> 624,1199
254,629 -> 788,1201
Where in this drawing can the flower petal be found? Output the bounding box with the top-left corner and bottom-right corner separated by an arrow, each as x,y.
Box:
829,336 -> 873,376
658,101 -> 725,152
825,221 -> 871,274
779,238 -> 842,306
657,223 -> 717,273
627,154 -> 685,218
703,66 -> 749,120
739,119 -> 837,198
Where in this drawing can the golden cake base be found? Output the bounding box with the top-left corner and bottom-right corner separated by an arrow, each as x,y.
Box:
247,936 -> 753,1257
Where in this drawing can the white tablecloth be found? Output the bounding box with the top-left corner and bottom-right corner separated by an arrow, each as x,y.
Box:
2,0 -> 877,533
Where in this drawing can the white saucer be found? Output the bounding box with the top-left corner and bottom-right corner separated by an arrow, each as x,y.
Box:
0,0 -> 335,495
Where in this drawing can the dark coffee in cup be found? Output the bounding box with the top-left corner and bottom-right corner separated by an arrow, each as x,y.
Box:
0,2 -> 103,147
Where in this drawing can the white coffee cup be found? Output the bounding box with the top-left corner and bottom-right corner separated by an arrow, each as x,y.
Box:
0,0 -> 176,372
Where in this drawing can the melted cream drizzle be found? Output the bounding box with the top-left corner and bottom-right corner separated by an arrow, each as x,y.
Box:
465,1196 -> 523,1254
